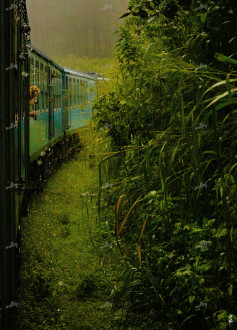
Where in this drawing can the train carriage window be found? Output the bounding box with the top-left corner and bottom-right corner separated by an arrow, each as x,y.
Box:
54,91 -> 56,111
44,66 -> 49,112
56,72 -> 59,101
80,79 -> 85,104
55,73 -> 57,98
58,75 -> 60,110
71,78 -> 73,108
73,78 -> 75,107
59,76 -> 62,110
77,79 -> 80,106
65,76 -> 68,108
30,57 -> 34,86
35,60 -> 39,86
35,60 -> 40,110
40,63 -> 44,112
75,78 -> 77,107
57,74 -> 60,99
69,78 -> 72,107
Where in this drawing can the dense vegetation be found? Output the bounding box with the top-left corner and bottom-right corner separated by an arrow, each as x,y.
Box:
93,0 -> 237,328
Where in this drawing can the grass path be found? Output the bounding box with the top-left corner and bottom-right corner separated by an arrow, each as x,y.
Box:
17,125 -> 124,329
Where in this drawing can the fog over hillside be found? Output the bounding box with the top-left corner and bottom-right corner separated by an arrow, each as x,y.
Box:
26,0 -> 129,59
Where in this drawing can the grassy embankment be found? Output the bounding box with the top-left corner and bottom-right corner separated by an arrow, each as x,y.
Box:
17,125 -> 124,329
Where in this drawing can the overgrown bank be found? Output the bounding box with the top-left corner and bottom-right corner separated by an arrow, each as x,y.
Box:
93,0 -> 237,329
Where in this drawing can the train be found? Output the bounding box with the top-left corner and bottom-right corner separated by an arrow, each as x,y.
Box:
0,1 -> 99,328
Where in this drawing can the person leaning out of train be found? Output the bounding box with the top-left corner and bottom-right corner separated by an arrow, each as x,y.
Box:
29,86 -> 40,118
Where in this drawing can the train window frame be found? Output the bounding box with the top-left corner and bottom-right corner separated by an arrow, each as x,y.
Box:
39,62 -> 44,112
77,79 -> 80,107
69,77 -> 72,108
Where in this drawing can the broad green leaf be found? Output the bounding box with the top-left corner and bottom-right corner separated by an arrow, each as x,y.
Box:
120,12 -> 131,19
228,285 -> 233,295
201,13 -> 207,23
220,186 -> 223,197
188,295 -> 195,304
213,228 -> 227,237
202,150 -> 216,155
148,14 -> 158,22
217,311 -> 227,321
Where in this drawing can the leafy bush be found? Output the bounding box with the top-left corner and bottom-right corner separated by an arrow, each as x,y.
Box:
93,0 -> 237,328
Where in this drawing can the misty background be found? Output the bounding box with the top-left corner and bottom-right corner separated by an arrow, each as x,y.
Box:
26,0 -> 129,60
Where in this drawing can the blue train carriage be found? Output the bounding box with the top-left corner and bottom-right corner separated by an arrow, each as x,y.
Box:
28,47 -> 98,164
0,0 -> 30,328
63,68 -> 97,132
28,45 -> 65,160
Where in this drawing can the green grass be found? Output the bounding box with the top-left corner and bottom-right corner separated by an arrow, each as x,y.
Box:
17,124 -> 125,329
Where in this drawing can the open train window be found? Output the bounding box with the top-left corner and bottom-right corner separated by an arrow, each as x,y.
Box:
35,60 -> 39,85
69,77 -> 72,107
77,80 -> 80,106
45,65 -> 49,79
30,57 -> 34,85
40,63 -> 44,112
72,78 -> 75,106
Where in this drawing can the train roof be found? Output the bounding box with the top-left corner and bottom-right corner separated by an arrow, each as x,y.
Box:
63,67 -> 99,80
29,44 -> 64,71
29,45 -> 98,81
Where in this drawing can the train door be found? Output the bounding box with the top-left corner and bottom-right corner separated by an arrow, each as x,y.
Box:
19,45 -> 30,187
68,77 -> 72,128
0,0 -> 28,328
48,66 -> 54,139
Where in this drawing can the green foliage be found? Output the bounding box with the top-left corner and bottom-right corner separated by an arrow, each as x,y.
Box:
93,0 -> 237,328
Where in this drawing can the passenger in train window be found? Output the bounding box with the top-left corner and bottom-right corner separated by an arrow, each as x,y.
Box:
29,86 -> 40,117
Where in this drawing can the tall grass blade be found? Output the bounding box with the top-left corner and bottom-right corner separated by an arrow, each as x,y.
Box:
139,217 -> 149,241
137,217 -> 149,267
137,242 -> 142,267
203,78 -> 237,96
117,196 -> 142,237
216,53 -> 237,66
115,194 -> 126,239
205,88 -> 237,109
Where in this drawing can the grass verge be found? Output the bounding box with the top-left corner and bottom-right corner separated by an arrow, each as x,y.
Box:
17,124 -> 125,329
